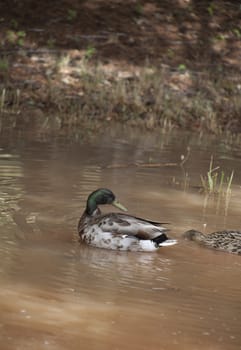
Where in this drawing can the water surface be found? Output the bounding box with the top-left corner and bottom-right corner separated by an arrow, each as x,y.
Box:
0,127 -> 241,350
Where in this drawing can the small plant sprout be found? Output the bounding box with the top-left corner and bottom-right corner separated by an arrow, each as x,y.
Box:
178,64 -> 186,72
135,4 -> 143,16
0,58 -> 9,72
0,89 -> 6,112
84,45 -> 96,60
233,28 -> 241,38
67,9 -> 77,21
207,4 -> 214,16
17,31 -> 25,46
47,38 -> 56,49
10,19 -> 18,29
6,30 -> 26,46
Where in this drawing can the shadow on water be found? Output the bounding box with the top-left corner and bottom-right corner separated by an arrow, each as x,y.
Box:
0,126 -> 241,350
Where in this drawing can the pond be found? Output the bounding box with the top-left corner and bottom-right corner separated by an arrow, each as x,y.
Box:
0,126 -> 241,350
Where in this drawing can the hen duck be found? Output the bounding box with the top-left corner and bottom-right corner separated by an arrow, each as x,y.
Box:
183,229 -> 241,255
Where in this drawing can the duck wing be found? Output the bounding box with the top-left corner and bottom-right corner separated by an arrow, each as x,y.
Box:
94,212 -> 169,241
126,214 -> 169,227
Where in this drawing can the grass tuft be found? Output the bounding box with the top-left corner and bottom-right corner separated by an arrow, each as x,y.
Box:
200,156 -> 234,196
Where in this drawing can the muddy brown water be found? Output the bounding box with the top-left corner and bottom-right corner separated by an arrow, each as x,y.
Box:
0,127 -> 241,350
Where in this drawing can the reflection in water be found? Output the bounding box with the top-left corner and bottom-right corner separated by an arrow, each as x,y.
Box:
0,128 -> 241,350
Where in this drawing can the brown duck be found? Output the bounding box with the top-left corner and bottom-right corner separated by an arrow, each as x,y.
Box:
183,229 -> 241,255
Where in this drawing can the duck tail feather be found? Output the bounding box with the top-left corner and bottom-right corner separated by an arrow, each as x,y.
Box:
152,233 -> 168,244
158,239 -> 177,247
152,234 -> 177,247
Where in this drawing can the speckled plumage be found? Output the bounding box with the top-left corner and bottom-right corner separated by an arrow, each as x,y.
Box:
183,229 -> 241,255
78,188 -> 177,252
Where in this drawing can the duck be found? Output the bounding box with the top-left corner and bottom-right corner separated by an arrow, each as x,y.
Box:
183,229 -> 241,255
78,188 -> 177,251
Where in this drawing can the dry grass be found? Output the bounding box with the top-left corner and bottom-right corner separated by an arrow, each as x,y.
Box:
0,56 -> 241,135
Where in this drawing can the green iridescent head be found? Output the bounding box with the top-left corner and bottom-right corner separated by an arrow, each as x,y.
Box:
86,188 -> 127,215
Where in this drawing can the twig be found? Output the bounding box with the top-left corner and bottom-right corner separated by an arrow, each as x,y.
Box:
180,146 -> 191,166
105,162 -> 178,169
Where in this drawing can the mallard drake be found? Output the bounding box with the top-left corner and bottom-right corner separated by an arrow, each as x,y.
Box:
183,229 -> 241,255
78,188 -> 177,251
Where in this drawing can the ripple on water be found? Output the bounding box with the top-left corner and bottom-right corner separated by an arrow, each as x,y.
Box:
1,128 -> 241,350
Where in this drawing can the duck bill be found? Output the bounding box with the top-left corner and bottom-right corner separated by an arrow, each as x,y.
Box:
112,200 -> 127,212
